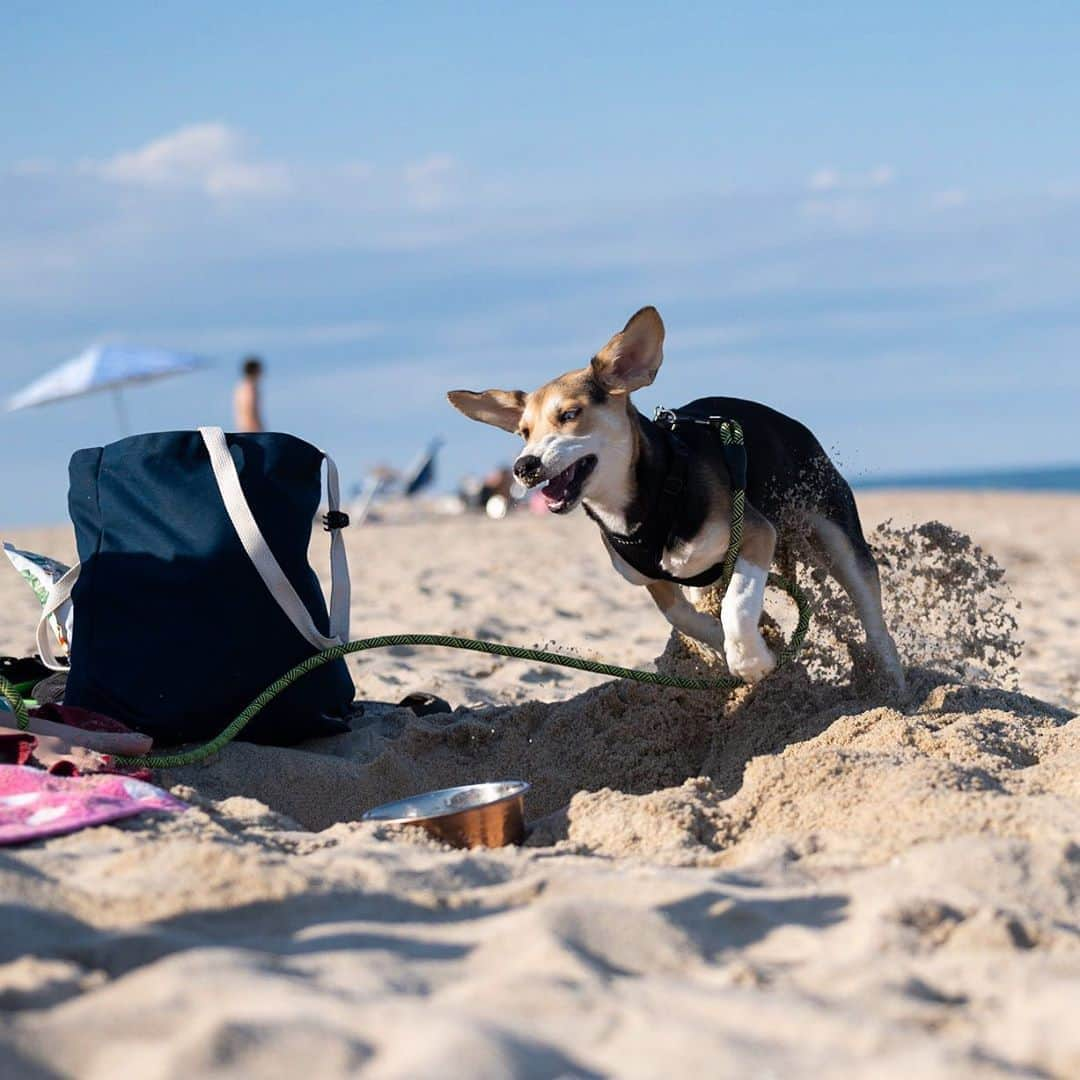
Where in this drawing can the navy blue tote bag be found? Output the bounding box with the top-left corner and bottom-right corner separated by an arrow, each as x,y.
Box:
43,427 -> 355,745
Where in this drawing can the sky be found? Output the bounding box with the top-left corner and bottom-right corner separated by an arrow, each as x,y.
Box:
2,2 -> 1079,526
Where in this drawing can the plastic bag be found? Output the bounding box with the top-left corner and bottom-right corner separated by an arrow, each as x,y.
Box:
2,542 -> 74,650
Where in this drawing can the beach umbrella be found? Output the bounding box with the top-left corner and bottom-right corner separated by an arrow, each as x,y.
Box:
6,344 -> 208,433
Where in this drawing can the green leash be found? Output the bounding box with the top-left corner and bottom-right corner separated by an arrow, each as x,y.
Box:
0,419 -> 814,772
0,574 -> 808,772
0,674 -> 30,728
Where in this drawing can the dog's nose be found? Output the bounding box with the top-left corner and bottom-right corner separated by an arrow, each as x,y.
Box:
513,455 -> 542,482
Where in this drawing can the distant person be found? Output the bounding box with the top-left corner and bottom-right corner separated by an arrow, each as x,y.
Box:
233,356 -> 265,433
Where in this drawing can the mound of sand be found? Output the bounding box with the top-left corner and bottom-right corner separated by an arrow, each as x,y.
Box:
546,679 -> 1078,864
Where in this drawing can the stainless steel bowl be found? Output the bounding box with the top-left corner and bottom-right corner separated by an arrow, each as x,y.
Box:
362,780 -> 530,848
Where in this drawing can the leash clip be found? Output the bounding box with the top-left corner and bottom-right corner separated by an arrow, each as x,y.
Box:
323,510 -> 350,532
653,406 -> 678,429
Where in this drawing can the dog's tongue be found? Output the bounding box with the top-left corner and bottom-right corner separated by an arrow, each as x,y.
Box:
542,462 -> 576,504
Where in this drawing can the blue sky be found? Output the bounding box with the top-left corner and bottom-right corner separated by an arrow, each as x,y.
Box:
2,3 -> 1079,525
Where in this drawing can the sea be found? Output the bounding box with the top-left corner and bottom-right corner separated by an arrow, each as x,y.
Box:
853,464 -> 1080,492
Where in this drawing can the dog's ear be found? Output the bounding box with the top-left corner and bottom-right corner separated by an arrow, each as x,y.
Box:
591,306 -> 665,394
447,389 -> 527,433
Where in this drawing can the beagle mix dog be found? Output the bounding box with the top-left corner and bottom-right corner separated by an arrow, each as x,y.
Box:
448,306 -> 904,688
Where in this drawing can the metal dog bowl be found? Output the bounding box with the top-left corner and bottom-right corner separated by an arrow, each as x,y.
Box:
362,780 -> 530,849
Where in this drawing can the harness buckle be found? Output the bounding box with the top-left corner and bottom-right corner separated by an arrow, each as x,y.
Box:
323,510 -> 351,531
656,407 -> 737,435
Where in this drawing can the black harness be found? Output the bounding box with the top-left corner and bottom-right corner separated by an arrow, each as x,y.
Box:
587,407 -> 748,589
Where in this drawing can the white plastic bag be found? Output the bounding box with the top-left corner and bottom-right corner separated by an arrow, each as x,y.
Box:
3,542 -> 74,651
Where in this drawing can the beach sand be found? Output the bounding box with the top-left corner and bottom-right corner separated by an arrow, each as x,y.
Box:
1,491 -> 1078,1078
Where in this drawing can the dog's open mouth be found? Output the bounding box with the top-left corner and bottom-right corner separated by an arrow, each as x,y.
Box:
541,455 -> 597,513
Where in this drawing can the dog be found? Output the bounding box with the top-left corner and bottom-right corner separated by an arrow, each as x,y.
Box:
448,306 -> 904,688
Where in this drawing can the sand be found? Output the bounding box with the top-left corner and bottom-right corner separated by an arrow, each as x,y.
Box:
1,491 -> 1078,1078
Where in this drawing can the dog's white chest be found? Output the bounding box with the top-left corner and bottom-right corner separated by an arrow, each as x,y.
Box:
658,518 -> 731,579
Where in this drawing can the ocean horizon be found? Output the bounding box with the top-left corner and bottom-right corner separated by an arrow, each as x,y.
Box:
853,463 -> 1080,492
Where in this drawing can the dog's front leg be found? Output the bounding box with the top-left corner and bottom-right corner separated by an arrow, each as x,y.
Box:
646,581 -> 726,653
720,554 -> 777,683
603,539 -> 725,651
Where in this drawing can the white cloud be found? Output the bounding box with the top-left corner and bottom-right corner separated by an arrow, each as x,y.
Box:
931,188 -> 969,210
867,164 -> 895,187
403,153 -> 458,210
807,164 -> 895,192
808,168 -> 841,192
339,160 -> 376,181
801,196 -> 876,230
86,123 -> 290,197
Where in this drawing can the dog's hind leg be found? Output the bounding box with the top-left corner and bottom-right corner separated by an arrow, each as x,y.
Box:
809,512 -> 905,689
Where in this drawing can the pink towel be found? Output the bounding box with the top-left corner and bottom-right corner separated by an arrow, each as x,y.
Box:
0,765 -> 187,845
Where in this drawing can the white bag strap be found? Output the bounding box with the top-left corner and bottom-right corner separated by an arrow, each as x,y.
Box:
322,452 -> 351,643
199,426 -> 350,651
37,563 -> 80,671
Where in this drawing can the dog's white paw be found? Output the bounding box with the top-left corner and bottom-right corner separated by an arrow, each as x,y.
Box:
724,633 -> 777,684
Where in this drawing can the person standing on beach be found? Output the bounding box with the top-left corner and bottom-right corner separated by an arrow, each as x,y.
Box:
233,356 -> 265,433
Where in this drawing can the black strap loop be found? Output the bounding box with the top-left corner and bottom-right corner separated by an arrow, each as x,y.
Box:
323,510 -> 350,531
722,441 -> 747,491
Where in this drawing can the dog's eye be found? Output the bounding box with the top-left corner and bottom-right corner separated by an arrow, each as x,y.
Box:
559,408 -> 581,424
519,427 -> 530,441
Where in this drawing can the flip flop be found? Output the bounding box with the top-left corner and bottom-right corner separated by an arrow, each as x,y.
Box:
1,657 -> 54,698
